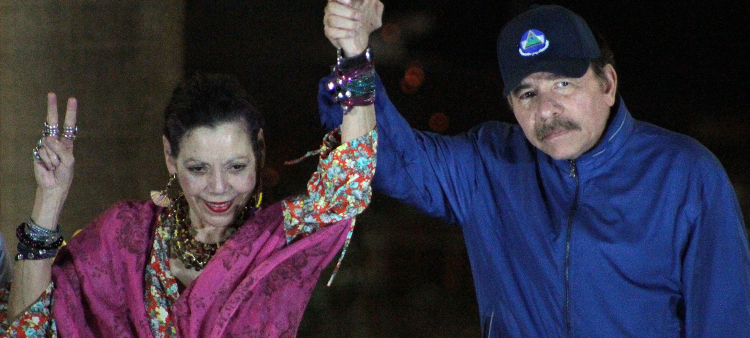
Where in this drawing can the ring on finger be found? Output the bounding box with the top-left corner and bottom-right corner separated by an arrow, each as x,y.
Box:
62,125 -> 78,140
43,122 -> 59,138
33,138 -> 44,161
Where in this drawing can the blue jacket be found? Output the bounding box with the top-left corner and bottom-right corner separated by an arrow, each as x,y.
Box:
319,75 -> 750,337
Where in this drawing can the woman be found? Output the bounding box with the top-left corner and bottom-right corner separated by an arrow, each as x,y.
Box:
0,69 -> 378,336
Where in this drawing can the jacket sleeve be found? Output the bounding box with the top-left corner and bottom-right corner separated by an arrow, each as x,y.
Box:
682,154 -> 750,337
318,74 -> 480,225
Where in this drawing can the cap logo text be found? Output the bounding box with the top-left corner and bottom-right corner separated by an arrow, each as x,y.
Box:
519,29 -> 549,56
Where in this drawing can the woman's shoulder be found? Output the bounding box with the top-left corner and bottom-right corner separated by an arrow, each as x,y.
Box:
64,199 -> 160,254
89,199 -> 160,231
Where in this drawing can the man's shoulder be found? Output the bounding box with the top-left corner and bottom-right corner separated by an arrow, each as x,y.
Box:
468,121 -> 526,143
463,121 -> 536,164
632,120 -> 725,172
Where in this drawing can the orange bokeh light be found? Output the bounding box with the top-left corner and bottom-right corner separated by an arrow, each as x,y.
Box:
429,112 -> 449,132
400,64 -> 425,94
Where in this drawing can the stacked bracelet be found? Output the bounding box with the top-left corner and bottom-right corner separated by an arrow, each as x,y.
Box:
15,219 -> 64,261
327,47 -> 376,113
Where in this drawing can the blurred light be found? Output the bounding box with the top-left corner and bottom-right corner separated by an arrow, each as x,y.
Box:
429,112 -> 449,132
400,63 -> 425,94
381,23 -> 401,44
406,65 -> 425,84
400,78 -> 418,94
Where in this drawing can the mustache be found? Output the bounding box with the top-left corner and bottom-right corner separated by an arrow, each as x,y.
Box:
535,118 -> 581,141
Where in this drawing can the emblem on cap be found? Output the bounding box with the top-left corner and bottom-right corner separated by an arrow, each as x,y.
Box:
519,29 -> 549,56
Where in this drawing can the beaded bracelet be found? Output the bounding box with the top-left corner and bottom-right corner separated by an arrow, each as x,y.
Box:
327,47 -> 376,113
16,222 -> 63,248
15,220 -> 64,261
16,251 -> 58,260
16,243 -> 59,260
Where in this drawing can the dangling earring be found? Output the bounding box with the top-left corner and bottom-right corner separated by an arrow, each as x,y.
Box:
250,176 -> 263,208
151,174 -> 178,207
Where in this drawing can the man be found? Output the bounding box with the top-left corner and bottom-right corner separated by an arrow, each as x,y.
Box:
323,2 -> 750,337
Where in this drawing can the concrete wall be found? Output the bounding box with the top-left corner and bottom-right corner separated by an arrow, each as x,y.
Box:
0,1 -> 184,259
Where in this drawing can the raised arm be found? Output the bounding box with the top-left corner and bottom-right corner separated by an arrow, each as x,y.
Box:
8,94 -> 77,320
322,0 -> 483,225
324,0 -> 383,142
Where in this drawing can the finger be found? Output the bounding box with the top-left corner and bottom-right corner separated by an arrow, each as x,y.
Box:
326,13 -> 362,31
47,93 -> 59,127
37,141 -> 57,171
325,27 -> 357,41
326,1 -> 361,21
376,1 -> 385,19
328,37 -> 342,49
330,0 -> 353,6
63,97 -> 77,128
45,136 -> 74,166
360,0 -> 384,27
60,97 -> 78,144
355,0 -> 372,10
41,138 -> 62,168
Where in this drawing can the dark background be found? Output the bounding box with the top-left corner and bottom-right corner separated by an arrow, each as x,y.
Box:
185,1 -> 750,336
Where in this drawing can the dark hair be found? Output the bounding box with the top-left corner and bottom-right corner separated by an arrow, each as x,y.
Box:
163,73 -> 265,166
590,31 -> 616,89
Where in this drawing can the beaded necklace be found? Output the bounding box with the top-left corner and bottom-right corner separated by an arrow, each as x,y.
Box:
160,195 -> 253,271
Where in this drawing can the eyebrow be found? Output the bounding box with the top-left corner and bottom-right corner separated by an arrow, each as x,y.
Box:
511,73 -> 570,97
183,156 -> 252,165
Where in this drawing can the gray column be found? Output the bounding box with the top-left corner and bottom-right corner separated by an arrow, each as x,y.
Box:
0,1 -> 184,258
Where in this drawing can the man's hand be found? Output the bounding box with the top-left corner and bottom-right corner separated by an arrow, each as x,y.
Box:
324,0 -> 383,57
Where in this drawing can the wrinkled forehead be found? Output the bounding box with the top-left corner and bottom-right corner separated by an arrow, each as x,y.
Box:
180,121 -> 253,148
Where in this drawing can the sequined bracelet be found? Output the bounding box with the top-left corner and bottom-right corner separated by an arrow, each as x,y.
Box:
26,218 -> 62,244
16,221 -> 63,248
327,47 -> 376,113
15,221 -> 64,260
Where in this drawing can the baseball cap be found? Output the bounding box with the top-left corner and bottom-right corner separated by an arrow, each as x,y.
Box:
497,5 -> 600,97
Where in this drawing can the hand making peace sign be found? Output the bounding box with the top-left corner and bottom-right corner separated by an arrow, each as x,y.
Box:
33,93 -> 78,193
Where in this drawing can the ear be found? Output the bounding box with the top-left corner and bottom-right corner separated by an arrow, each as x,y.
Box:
602,64 -> 618,107
256,128 -> 266,169
163,135 -> 177,174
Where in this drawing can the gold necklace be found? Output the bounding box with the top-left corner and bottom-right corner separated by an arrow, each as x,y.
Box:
160,195 -> 252,271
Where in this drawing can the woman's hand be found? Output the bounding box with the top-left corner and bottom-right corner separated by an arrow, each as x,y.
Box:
34,93 -> 77,191
8,93 -> 78,320
324,0 -> 384,57
31,93 -> 77,230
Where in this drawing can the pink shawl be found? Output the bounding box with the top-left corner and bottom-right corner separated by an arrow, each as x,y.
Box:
51,199 -> 349,338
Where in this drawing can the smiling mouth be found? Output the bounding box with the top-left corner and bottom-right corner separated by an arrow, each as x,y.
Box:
204,200 -> 233,213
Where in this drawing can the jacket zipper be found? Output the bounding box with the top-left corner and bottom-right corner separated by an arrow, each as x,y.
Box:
565,159 -> 579,338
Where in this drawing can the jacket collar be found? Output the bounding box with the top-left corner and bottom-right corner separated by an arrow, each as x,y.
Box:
545,96 -> 635,174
